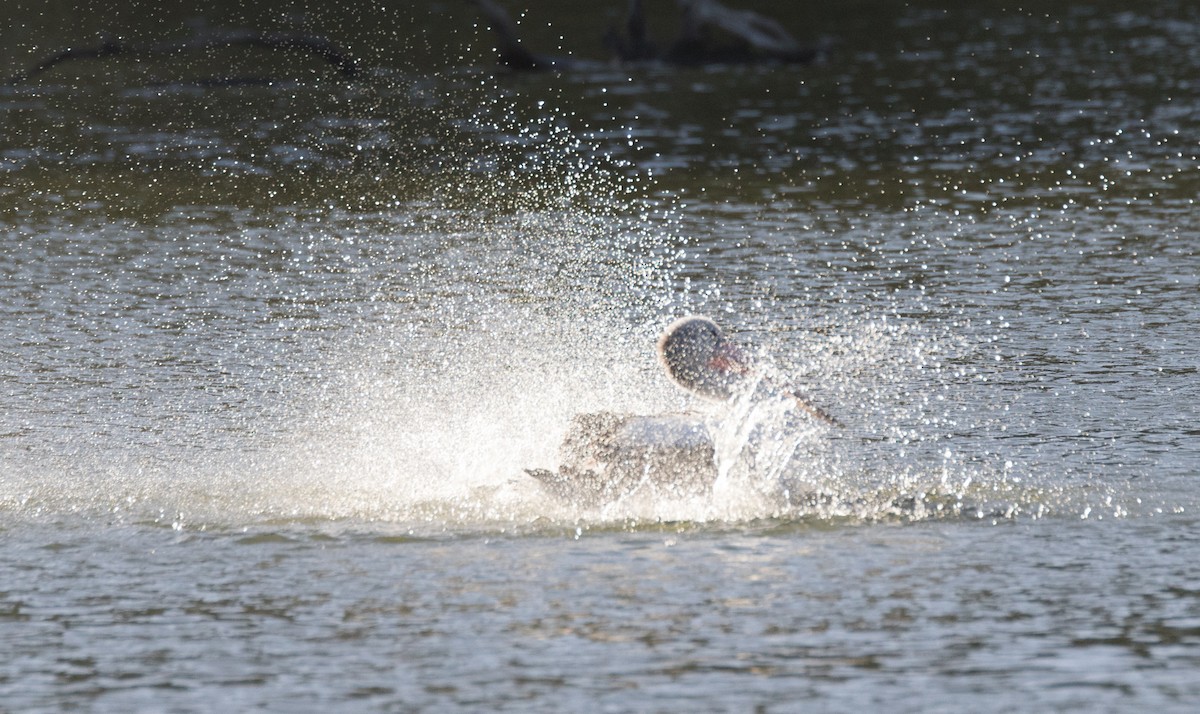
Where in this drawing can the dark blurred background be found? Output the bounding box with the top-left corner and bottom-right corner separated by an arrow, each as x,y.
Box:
2,0 -> 904,80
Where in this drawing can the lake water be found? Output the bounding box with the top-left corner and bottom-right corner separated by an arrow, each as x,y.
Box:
2,1 -> 1199,711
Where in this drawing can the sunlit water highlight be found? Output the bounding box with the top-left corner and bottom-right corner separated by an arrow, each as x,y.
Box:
2,1 -> 1200,710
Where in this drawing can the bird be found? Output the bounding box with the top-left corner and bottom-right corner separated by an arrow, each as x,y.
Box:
657,315 -> 841,426
527,315 -> 840,506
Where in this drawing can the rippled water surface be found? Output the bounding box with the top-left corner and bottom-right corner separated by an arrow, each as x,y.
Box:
2,1 -> 1200,710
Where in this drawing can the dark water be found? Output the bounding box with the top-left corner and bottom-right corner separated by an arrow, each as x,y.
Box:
2,1 -> 1200,711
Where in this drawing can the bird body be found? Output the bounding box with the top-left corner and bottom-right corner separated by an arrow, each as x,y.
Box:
526,411 -> 717,507
528,315 -> 837,505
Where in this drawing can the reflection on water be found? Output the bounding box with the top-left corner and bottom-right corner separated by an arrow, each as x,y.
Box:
2,1 -> 1200,709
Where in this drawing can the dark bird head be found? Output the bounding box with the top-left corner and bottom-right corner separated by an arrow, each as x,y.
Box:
656,315 -> 752,401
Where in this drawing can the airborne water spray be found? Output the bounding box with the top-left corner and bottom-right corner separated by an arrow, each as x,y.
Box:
0,57 -> 1128,531
192,71 -> 704,530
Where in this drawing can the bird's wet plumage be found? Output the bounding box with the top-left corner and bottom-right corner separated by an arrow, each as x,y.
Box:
529,315 -> 839,505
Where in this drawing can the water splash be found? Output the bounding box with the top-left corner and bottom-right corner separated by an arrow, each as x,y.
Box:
0,302 -> 1129,530
0,69 -> 1142,532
